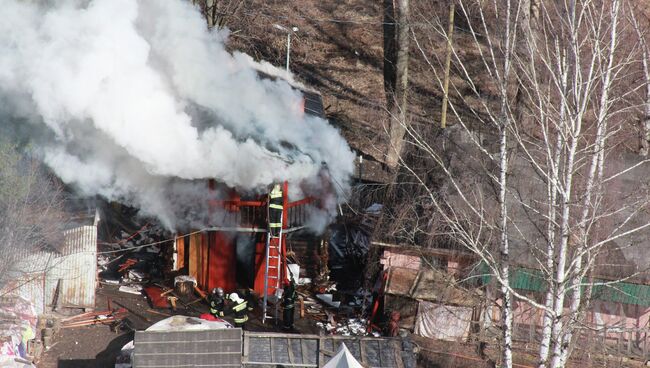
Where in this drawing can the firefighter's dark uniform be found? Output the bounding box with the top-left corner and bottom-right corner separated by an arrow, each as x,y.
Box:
282,279 -> 297,331
245,289 -> 255,312
209,294 -> 225,318
232,298 -> 249,328
269,185 -> 283,237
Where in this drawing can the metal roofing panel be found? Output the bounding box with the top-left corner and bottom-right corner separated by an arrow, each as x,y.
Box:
0,274 -> 46,316
303,91 -> 325,118
46,225 -> 97,309
480,263 -> 650,306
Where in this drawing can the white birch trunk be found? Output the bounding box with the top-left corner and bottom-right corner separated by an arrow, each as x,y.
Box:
499,124 -> 513,368
499,0 -> 515,364
556,1 -> 621,366
538,60 -> 569,368
633,11 -> 650,156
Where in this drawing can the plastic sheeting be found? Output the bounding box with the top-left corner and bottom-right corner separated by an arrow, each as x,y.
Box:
414,301 -> 472,341
146,315 -> 232,331
0,296 -> 38,364
323,343 -> 363,368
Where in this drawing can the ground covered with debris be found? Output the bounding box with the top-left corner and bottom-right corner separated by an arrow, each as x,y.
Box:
33,207 -> 397,367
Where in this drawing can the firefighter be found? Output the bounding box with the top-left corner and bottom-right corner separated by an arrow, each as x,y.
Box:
229,292 -> 249,328
268,184 -> 283,237
282,277 -> 297,331
209,287 -> 225,318
245,289 -> 255,312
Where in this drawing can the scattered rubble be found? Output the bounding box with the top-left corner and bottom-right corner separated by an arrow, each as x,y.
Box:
316,318 -> 369,336
60,308 -> 128,329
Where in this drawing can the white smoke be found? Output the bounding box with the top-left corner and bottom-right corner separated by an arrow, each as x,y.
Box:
0,0 -> 355,229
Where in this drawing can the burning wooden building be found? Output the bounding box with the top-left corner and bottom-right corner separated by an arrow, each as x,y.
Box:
171,84 -> 329,320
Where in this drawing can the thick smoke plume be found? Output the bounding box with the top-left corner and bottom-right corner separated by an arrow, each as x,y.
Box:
0,0 -> 355,230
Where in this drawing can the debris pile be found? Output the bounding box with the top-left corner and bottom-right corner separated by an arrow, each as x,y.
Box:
316,318 -> 371,337
97,215 -> 173,295
0,296 -> 39,367
60,308 -> 128,329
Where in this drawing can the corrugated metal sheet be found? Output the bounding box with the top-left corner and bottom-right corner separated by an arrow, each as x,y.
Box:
7,251 -> 59,315
303,91 -> 325,118
46,225 -> 97,309
13,274 -> 46,315
479,263 -> 650,306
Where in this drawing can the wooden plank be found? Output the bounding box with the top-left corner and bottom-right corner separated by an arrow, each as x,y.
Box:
317,338 -> 325,368
408,271 -> 422,297
392,339 -> 404,368
643,332 -> 648,360
287,338 -> 296,364
301,338 -> 309,367
189,233 -> 199,280
176,235 -> 184,270
627,330 -> 633,355
244,331 -> 397,341
246,362 -> 316,367
245,332 -> 321,339
321,349 -> 335,357
201,232 -> 209,289
359,340 -> 368,365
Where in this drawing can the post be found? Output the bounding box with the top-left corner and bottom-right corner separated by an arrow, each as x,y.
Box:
440,1 -> 455,129
643,332 -> 648,359
286,33 -> 291,72
627,329 -> 632,355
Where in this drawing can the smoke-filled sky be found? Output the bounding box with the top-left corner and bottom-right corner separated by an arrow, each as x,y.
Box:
0,0 -> 355,229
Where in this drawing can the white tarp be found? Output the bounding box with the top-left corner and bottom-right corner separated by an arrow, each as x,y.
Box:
323,343 -> 363,368
414,301 -> 472,341
146,315 -> 232,331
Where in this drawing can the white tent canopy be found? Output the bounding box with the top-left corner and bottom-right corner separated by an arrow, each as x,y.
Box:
323,343 -> 363,368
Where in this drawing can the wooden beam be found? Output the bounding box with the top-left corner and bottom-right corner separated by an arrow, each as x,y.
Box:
301,338 -> 309,367
317,338 -> 325,368
287,338 -> 296,363
393,339 -> 405,368
359,340 -> 368,365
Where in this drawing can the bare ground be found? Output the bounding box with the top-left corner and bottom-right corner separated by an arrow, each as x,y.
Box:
37,284 -> 320,368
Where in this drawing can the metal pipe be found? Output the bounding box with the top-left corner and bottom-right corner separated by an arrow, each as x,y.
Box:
286,33 -> 291,72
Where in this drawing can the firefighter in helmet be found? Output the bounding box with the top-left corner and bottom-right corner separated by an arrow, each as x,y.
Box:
268,184 -> 283,237
228,292 -> 249,328
282,276 -> 297,331
209,287 -> 225,318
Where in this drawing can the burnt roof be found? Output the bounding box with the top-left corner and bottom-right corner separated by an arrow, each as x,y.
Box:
303,90 -> 325,118
256,70 -> 325,119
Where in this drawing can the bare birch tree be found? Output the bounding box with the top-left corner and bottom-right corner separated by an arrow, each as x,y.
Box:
631,10 -> 650,156
0,143 -> 65,288
388,0 -> 650,367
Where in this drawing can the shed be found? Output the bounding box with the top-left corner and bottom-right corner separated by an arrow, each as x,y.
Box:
46,210 -> 100,310
384,267 -> 480,333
